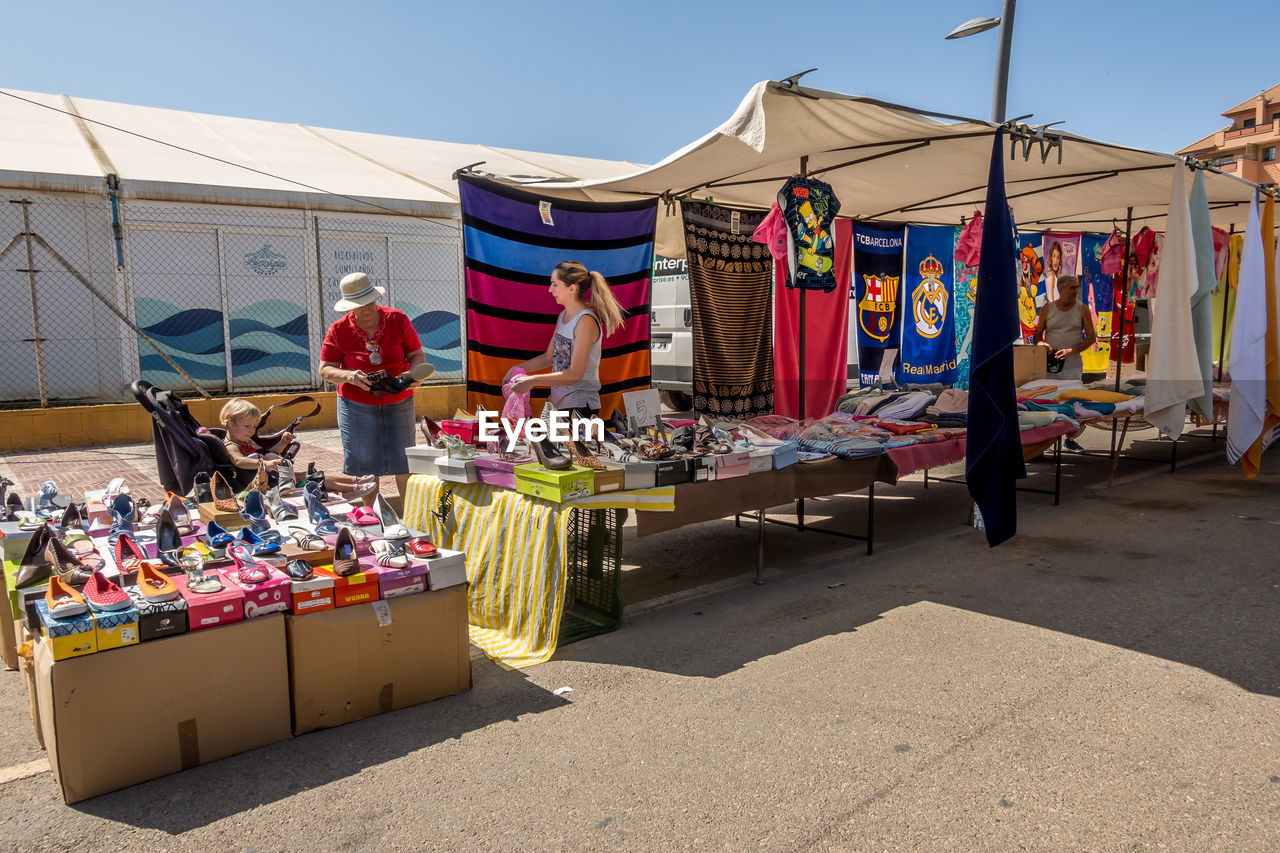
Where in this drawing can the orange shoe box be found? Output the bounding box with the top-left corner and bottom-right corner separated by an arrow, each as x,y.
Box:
316,566 -> 380,608
289,572 -> 335,615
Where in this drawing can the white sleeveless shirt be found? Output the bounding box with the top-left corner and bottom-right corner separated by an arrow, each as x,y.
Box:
549,308 -> 601,410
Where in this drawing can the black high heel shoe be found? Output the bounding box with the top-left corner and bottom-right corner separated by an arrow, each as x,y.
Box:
367,362 -> 436,399
532,437 -> 571,470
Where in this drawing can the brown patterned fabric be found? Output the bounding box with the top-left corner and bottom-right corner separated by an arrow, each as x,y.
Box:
682,201 -> 774,419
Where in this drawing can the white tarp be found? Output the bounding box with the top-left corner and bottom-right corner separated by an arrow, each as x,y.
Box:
0,89 -> 644,214
516,81 -> 1262,233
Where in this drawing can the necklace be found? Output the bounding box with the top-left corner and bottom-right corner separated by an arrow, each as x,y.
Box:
352,310 -> 383,365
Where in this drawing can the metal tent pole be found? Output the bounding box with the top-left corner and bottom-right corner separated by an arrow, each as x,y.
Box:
796,156 -> 808,530
1216,224 -> 1234,382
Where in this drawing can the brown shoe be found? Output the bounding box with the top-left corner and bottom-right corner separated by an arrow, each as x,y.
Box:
332,527 -> 359,576
14,526 -> 53,588
45,535 -> 94,586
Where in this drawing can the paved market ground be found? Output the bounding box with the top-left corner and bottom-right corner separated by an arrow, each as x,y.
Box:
1,425 -> 1278,849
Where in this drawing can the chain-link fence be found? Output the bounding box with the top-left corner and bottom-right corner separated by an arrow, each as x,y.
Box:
0,190 -> 463,406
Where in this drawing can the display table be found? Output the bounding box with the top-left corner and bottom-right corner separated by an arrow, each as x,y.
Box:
401,475 -> 675,669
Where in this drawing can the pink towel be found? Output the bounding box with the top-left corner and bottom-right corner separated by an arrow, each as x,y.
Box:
752,203 -> 789,262
953,211 -> 983,267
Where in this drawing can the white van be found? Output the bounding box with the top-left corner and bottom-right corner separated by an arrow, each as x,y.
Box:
648,254 -> 860,409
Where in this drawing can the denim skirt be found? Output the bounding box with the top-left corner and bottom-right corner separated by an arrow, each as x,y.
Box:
336,395 -> 415,476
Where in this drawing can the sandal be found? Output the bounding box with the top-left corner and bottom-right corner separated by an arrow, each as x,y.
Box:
370,538 -> 408,568
405,537 -> 439,558
349,506 -> 381,526
63,532 -> 106,570
226,543 -> 271,585
287,525 -> 326,551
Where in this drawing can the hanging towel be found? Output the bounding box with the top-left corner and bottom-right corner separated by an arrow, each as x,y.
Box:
774,218 -> 852,419
966,130 -> 1026,547
953,226 -> 979,389
752,203 -> 789,262
1146,166 -> 1203,440
1188,172 -> 1219,420
1226,193 -> 1268,472
954,211 -> 983,267
683,200 -> 775,419
1243,194 -> 1280,475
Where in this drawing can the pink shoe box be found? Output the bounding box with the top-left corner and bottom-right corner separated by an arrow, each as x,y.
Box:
474,454 -> 522,489
440,418 -> 480,443
222,567 -> 291,619
176,570 -> 245,631
375,560 -> 429,599
714,450 -> 751,480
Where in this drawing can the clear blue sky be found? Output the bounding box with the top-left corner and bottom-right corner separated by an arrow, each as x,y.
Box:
8,0 -> 1276,166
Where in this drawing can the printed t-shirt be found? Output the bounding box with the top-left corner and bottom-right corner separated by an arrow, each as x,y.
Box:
778,176 -> 841,292
320,306 -> 423,406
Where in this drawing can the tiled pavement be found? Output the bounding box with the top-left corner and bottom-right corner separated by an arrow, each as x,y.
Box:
0,428 -> 397,510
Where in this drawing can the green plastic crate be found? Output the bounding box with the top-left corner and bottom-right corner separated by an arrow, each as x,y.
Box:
558,508 -> 626,645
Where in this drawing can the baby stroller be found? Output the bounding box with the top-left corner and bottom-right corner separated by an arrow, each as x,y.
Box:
130,381 -> 318,497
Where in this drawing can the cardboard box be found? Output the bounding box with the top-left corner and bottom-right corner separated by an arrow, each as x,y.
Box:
690,456 -> 715,483
435,456 -> 478,484
289,572 -> 336,615
34,599 -> 97,661
592,465 -> 626,494
176,571 -> 245,631
280,542 -> 334,566
34,614 -> 291,803
316,566 -> 380,608
0,521 -> 37,562
1,561 -> 17,671
125,585 -> 189,641
771,444 -> 799,470
406,444 -> 448,475
425,549 -> 467,591
90,602 -> 140,651
197,501 -> 247,530
19,634 -> 43,749
747,449 -> 774,474
285,586 -> 470,735
515,463 -> 594,502
1013,344 -> 1047,386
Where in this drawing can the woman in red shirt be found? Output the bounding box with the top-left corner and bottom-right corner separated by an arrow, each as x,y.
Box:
318,273 -> 431,504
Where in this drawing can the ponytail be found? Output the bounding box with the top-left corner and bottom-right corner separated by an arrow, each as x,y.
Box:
553,260 -> 625,337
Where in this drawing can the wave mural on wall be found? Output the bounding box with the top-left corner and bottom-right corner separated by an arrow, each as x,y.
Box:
228,299 -> 312,386
397,303 -> 462,378
136,299 -> 227,385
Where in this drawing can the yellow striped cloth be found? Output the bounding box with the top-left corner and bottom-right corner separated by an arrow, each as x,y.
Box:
401,475 -> 674,668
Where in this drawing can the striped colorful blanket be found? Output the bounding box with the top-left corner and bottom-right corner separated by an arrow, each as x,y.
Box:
459,175 -> 657,417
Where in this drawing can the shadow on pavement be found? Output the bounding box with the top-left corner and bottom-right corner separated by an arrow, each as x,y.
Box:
565,448 -> 1280,700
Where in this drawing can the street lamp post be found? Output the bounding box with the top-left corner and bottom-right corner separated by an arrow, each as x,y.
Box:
945,0 -> 1018,123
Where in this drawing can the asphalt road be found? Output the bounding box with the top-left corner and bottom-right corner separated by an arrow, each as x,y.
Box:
1,432 -> 1277,850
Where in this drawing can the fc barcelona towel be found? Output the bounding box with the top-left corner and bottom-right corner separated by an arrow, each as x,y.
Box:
853,222 -> 906,387
899,225 -> 957,385
458,175 -> 656,418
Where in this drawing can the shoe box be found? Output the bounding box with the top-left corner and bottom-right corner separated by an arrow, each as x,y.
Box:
440,418 -> 480,443
221,568 -> 291,619
280,542 -> 334,566
653,458 -> 693,487
34,613 -> 291,803
616,460 -> 657,490
315,566 -> 380,608
33,599 -> 97,661
375,561 -> 429,599
435,455 -> 478,484
197,502 -> 248,530
714,450 -> 751,480
515,463 -> 594,502
771,444 -> 799,470
0,520 -> 38,562
474,454 -> 521,489
289,572 -> 335,615
285,585 -> 470,735
406,444 -> 447,475
176,570 -> 245,631
124,583 -> 189,641
747,448 -> 774,474
689,456 -> 716,482
592,464 -> 626,494
88,602 -> 140,651
425,549 -> 468,591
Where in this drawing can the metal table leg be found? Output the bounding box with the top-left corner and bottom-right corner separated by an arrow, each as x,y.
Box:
755,507 -> 766,585
866,482 -> 875,556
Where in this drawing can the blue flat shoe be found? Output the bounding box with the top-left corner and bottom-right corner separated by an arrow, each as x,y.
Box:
236,527 -> 280,556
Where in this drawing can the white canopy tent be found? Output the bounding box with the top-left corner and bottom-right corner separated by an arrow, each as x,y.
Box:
0,88 -> 645,214
506,80 -> 1265,233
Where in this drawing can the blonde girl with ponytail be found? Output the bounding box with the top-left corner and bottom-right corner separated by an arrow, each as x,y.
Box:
505,260 -> 624,416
